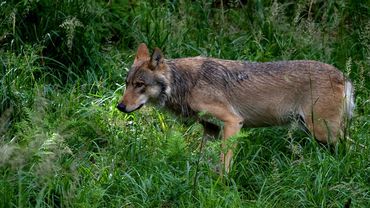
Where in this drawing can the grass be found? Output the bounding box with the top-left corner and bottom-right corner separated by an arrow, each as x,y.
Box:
1,0 -> 370,207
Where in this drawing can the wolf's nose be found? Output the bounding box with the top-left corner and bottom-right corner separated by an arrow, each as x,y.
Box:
117,103 -> 127,112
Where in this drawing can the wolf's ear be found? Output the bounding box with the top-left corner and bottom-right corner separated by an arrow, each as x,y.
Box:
134,43 -> 150,64
149,48 -> 164,70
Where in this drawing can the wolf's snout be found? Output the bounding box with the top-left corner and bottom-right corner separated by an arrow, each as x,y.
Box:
117,103 -> 128,113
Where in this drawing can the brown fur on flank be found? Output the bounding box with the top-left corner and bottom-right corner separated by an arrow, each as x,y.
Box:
117,43 -> 355,174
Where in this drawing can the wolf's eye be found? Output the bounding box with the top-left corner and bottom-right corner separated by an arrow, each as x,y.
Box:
134,82 -> 145,88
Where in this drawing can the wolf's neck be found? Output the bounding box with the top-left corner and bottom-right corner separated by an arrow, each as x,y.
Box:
164,61 -> 196,116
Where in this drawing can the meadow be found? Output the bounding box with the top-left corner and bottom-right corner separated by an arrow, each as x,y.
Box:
0,0 -> 369,207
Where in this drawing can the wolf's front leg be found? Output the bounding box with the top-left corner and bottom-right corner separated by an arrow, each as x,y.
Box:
189,98 -> 243,175
221,120 -> 243,174
200,120 -> 221,140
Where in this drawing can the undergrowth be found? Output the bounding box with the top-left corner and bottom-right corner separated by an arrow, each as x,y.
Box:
0,0 -> 369,207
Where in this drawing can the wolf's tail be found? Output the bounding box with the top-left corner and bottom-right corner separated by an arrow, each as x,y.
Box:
342,79 -> 357,142
344,80 -> 355,119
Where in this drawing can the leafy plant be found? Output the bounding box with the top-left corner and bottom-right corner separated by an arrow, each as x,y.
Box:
0,0 -> 369,207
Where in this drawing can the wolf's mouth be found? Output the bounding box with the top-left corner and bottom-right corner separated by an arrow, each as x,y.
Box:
129,103 -> 144,113
137,103 -> 144,110
117,103 -> 145,113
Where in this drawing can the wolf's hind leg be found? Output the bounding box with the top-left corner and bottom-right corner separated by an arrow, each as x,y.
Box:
301,104 -> 342,144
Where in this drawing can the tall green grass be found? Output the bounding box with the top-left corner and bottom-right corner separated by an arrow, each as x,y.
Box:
1,0 -> 369,207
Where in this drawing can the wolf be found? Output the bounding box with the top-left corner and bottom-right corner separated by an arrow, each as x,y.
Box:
117,43 -> 355,173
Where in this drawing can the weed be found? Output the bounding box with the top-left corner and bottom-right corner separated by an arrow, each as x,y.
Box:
0,0 -> 369,207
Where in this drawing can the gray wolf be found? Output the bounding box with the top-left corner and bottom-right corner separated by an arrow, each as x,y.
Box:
117,43 -> 355,173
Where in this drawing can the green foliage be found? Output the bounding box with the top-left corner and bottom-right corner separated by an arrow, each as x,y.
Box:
0,0 -> 130,79
1,0 -> 370,207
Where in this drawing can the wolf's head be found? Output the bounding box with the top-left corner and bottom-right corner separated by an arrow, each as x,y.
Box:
117,43 -> 171,113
